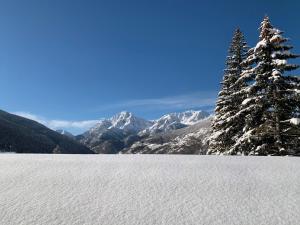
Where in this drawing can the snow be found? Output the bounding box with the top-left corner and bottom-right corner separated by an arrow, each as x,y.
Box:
270,34 -> 283,43
242,98 -> 252,105
273,59 -> 287,66
290,118 -> 300,125
254,39 -> 267,52
88,110 -> 209,136
89,112 -> 153,134
110,111 -> 153,132
141,110 -> 209,135
271,50 -> 291,58
178,110 -> 209,125
272,69 -> 281,77
270,28 -> 282,35
270,70 -> 281,81
1,154 -> 299,225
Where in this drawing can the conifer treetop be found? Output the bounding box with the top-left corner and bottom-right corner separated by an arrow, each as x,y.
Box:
259,15 -> 273,40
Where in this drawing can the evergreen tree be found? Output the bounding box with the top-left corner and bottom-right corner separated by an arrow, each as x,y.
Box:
281,76 -> 300,154
233,16 -> 299,155
208,29 -> 248,154
53,145 -> 62,154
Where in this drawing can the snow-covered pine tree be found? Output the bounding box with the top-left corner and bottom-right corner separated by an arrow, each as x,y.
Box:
281,76 -> 300,154
233,16 -> 299,155
293,77 -> 300,154
208,29 -> 248,154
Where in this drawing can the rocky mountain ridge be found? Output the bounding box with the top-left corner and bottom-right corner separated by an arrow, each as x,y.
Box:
77,110 -> 212,154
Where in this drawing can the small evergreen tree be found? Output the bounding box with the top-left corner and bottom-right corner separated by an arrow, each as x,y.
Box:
208,29 -> 248,154
53,145 -> 62,154
233,16 -> 299,155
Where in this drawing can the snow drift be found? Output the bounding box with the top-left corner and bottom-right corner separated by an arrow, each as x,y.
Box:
0,154 -> 299,225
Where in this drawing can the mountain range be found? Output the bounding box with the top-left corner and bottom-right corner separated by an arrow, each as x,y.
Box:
0,109 -> 211,154
76,110 -> 211,154
122,116 -> 212,154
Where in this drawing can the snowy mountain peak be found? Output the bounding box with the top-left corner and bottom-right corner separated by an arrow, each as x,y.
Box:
88,111 -> 153,135
140,110 -> 209,135
83,109 -> 210,141
113,111 -> 131,118
110,111 -> 152,132
174,110 -> 210,125
79,109 -> 210,153
111,111 -> 133,125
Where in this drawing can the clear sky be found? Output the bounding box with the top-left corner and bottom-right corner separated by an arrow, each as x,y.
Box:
0,0 -> 299,133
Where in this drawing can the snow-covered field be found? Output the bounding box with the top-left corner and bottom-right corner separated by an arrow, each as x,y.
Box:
0,154 -> 299,225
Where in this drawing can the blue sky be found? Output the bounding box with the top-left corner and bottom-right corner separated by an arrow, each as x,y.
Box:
0,0 -> 299,134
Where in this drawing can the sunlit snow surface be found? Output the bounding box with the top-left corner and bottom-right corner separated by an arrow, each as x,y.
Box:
0,154 -> 299,225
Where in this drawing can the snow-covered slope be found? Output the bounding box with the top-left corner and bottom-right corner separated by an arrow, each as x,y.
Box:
141,110 -> 209,135
124,116 -> 212,154
174,110 -> 210,125
1,154 -> 299,225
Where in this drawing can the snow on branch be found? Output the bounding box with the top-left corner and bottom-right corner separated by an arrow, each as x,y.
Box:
290,118 -> 300,126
